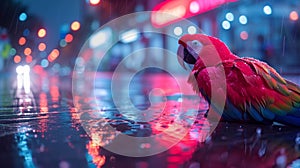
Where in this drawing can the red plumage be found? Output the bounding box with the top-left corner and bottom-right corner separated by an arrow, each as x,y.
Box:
178,34 -> 300,126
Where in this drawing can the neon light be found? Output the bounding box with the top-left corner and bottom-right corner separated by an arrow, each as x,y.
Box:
152,0 -> 238,28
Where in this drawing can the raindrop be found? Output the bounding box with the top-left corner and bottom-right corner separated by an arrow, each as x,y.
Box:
205,136 -> 211,143
258,140 -> 267,157
295,133 -> 300,145
59,161 -> 70,168
275,149 -> 287,168
189,162 -> 200,168
256,127 -> 262,135
110,156 -> 116,163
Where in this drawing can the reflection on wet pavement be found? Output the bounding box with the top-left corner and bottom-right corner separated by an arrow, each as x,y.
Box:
0,71 -> 299,168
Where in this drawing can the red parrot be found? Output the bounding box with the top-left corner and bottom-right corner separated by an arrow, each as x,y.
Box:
177,34 -> 300,126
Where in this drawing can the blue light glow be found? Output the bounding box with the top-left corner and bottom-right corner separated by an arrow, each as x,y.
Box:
41,59 -> 49,68
263,5 -> 272,15
225,12 -> 234,21
174,26 -> 183,36
222,20 -> 231,30
239,15 -> 248,25
19,13 -> 27,21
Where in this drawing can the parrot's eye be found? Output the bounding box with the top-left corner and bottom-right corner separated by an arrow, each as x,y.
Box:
192,40 -> 201,47
187,40 -> 203,55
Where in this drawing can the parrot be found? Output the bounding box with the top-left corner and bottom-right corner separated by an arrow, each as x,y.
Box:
177,33 -> 300,126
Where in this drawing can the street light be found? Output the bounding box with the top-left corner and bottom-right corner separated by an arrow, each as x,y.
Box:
89,0 -> 101,6
71,21 -> 80,31
38,28 -> 46,38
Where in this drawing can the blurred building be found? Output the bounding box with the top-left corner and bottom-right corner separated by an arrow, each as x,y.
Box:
2,0 -> 300,73
85,0 -> 300,73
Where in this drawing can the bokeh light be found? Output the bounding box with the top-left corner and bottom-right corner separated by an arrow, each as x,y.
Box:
89,0 -> 101,6
222,20 -> 231,30
59,39 -> 67,47
60,39 -> 67,47
187,26 -> 197,34
239,15 -> 248,24
19,37 -> 26,46
290,11 -> 299,21
14,55 -> 21,63
263,5 -> 272,15
26,55 -> 32,63
71,21 -> 80,31
225,12 -> 234,21
189,1 -> 200,14
48,49 -> 60,62
173,26 -> 183,36
240,31 -> 249,40
24,47 -> 32,56
65,34 -> 73,43
9,48 -> 16,56
41,59 -> 49,68
23,29 -> 30,37
38,43 -> 46,51
38,28 -> 46,38
19,12 -> 27,21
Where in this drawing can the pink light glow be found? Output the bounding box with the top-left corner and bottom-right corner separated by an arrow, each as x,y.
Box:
151,0 -> 238,28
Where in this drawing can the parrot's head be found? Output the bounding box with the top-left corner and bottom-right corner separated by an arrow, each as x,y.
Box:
177,33 -> 235,69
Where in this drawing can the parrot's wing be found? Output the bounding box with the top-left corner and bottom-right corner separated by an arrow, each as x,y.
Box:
242,58 -> 300,125
189,57 -> 300,126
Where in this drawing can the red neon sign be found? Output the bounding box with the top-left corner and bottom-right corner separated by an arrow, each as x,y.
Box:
151,0 -> 238,28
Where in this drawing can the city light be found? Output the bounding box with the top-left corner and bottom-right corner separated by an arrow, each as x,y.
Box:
41,59 -> 49,68
19,12 -> 27,21
48,49 -> 60,62
19,37 -> 26,46
38,43 -> 46,51
120,29 -> 139,43
10,48 -> 16,56
187,26 -> 197,34
65,34 -> 73,43
263,5 -> 272,15
89,27 -> 112,48
239,15 -> 248,24
14,55 -> 21,63
24,47 -> 32,56
16,65 -> 24,74
71,21 -> 81,31
89,0 -> 101,6
26,55 -> 32,63
189,1 -> 200,14
59,39 -> 67,47
23,65 -> 31,94
290,11 -> 299,21
38,28 -> 46,38
173,26 -> 183,36
16,65 -> 31,94
240,31 -> 248,40
152,5 -> 186,28
225,12 -> 234,21
151,0 -> 238,28
222,20 -> 231,30
23,29 -> 30,37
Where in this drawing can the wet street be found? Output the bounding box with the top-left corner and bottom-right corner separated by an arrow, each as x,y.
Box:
0,70 -> 300,168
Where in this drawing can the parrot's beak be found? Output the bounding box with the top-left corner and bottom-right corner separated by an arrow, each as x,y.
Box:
177,44 -> 187,70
